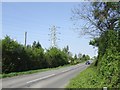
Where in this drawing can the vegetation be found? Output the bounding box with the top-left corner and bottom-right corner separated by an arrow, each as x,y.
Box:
0,64 -> 71,78
2,2 -> 119,88
1,36 -> 90,75
96,30 -> 119,88
45,47 -> 68,68
67,2 -> 120,88
71,2 -> 120,37
67,49 -> 119,88
1,36 -> 69,74
66,62 -> 102,88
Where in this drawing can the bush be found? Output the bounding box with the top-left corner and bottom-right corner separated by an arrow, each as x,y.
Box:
97,30 -> 120,88
2,36 -> 24,73
70,30 -> 120,88
2,36 -> 69,73
98,50 -> 120,88
45,47 -> 68,68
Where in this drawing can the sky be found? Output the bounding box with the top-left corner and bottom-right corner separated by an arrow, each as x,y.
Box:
2,2 -> 98,57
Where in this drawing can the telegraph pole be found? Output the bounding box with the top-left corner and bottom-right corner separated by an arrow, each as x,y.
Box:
24,32 -> 27,46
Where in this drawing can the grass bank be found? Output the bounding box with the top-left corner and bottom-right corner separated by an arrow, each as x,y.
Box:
0,64 -> 72,79
66,62 -> 108,88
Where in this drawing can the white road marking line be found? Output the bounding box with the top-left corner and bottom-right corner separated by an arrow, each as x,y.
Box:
26,74 -> 55,84
26,65 -> 84,84
61,70 -> 69,73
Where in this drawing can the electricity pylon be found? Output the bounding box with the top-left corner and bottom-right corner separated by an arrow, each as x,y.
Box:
49,25 -> 60,47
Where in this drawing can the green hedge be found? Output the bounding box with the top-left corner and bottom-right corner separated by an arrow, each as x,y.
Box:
2,36 -> 69,73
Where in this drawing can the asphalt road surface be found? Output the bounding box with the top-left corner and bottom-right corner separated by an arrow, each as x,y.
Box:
1,63 -> 89,88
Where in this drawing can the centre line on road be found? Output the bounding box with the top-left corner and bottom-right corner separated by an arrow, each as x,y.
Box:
26,65 -> 85,84
26,74 -> 55,84
61,70 -> 69,73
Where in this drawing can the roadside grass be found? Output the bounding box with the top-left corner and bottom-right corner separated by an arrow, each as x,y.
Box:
66,62 -> 105,88
0,64 -> 72,79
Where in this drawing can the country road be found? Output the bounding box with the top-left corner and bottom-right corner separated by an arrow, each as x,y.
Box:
1,63 -> 89,88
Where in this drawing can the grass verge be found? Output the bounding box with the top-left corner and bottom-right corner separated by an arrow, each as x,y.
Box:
0,64 -> 72,79
66,62 -> 104,88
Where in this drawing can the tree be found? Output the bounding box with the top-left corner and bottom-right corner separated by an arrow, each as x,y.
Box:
89,38 -> 99,47
32,41 -> 42,49
85,55 -> 90,60
92,2 -> 120,31
36,42 -> 42,48
2,36 -> 24,73
63,45 -> 69,54
2,36 -> 46,73
69,2 -> 120,87
71,2 -> 120,37
45,47 -> 68,68
78,53 -> 82,59
81,54 -> 90,61
72,2 -> 120,66
2,36 -> 70,73
74,54 -> 77,60
97,30 -> 120,88
32,41 -> 36,48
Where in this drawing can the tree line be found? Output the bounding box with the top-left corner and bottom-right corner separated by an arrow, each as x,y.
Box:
1,36 -> 90,74
1,36 -> 68,73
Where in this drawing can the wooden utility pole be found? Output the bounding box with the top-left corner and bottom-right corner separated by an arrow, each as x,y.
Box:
25,32 -> 27,46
